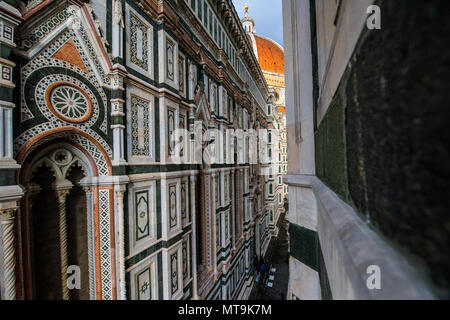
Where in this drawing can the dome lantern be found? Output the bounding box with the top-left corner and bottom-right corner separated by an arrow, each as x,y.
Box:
241,3 -> 255,34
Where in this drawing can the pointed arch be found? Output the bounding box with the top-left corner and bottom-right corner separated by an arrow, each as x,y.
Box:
17,127 -> 112,180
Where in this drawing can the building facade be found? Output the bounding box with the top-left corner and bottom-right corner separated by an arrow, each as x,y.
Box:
283,0 -> 449,299
242,4 -> 287,241
0,0 -> 273,300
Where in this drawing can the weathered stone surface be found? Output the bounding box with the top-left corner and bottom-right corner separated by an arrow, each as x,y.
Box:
315,0 -> 450,295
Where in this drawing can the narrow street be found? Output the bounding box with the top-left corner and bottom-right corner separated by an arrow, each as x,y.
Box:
249,211 -> 289,300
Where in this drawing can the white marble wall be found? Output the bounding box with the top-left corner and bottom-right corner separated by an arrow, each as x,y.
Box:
288,257 -> 321,300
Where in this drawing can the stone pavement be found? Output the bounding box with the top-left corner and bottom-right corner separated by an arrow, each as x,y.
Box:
249,211 -> 289,300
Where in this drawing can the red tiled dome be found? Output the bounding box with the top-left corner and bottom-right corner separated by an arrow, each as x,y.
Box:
254,35 -> 284,74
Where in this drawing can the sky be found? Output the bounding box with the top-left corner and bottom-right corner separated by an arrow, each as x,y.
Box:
232,0 -> 284,47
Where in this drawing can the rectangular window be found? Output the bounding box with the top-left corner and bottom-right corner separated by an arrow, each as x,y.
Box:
215,176 -> 220,207
224,174 -> 229,203
216,213 -> 221,249
204,2 -> 208,27
214,19 -> 217,42
225,212 -> 229,242
198,0 -> 202,20
209,10 -> 213,34
191,0 -> 195,11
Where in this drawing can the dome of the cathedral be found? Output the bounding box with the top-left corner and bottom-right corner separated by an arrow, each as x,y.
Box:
242,4 -> 284,75
253,35 -> 284,75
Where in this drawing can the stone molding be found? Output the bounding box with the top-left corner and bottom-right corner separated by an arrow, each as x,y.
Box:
285,174 -> 435,299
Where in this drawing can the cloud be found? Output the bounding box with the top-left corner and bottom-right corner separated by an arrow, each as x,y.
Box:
232,0 -> 284,47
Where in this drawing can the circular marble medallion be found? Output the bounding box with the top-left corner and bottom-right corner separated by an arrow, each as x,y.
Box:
46,83 -> 92,123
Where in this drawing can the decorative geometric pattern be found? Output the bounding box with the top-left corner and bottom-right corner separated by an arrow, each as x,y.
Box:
21,27 -> 108,123
210,82 -> 217,112
135,190 -> 150,241
14,124 -> 111,176
130,12 -> 149,71
166,40 -> 175,81
167,109 -> 175,155
169,184 -> 177,229
99,189 -> 112,300
181,182 -> 187,220
130,94 -> 151,156
2,66 -> 11,81
179,114 -> 185,157
34,74 -> 100,127
75,21 -> 109,84
136,267 -> 152,300
15,24 -> 112,174
170,252 -> 178,294
52,39 -> 88,73
205,176 -> 211,267
85,190 -> 96,300
16,8 -> 71,51
2,24 -> 13,41
49,84 -> 91,122
182,241 -> 188,280
178,54 -> 185,93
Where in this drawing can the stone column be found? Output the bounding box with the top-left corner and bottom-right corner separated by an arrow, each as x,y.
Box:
115,186 -> 126,300
230,169 -> 236,252
82,186 -> 96,300
110,79 -> 126,166
189,175 -> 199,300
22,184 -> 41,299
112,0 -> 124,60
211,173 -> 217,279
110,55 -> 127,167
0,10 -> 23,299
0,6 -> 21,170
54,183 -> 73,300
0,207 -> 17,300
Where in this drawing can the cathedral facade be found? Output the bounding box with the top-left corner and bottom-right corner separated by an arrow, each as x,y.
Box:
241,5 -> 287,241
0,0 -> 273,300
